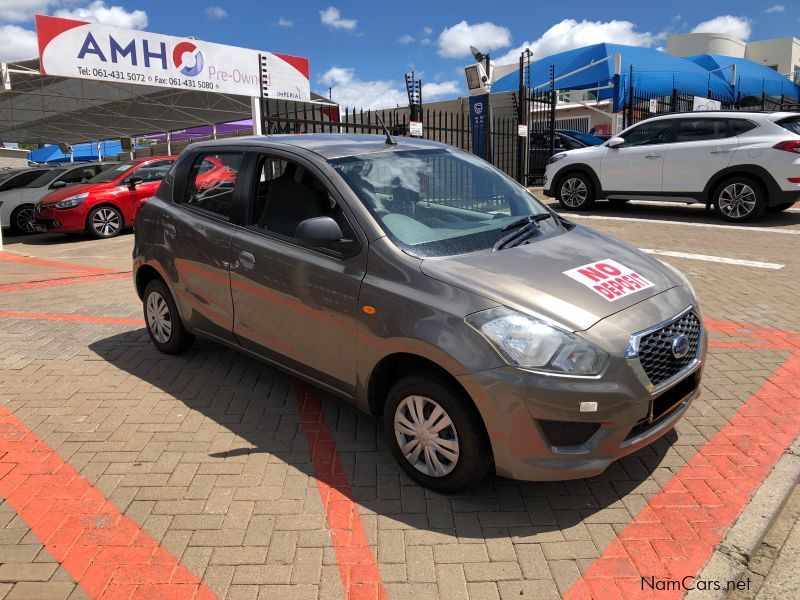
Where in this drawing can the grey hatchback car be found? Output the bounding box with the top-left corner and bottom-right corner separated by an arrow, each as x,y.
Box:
133,134 -> 706,492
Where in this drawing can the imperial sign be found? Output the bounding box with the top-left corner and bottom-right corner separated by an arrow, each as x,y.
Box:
563,259 -> 655,302
35,14 -> 310,100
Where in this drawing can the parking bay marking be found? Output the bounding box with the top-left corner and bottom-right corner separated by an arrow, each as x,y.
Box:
561,213 -> 800,236
640,249 -> 785,270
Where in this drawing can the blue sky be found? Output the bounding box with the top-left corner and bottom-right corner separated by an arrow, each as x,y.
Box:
1,1 -> 798,107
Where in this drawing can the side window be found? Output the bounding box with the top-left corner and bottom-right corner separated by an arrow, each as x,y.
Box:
730,119 -> 758,135
1,170 -> 44,191
132,160 -> 174,183
59,166 -> 97,185
247,154 -> 354,244
181,152 -> 243,219
619,121 -> 673,147
674,119 -> 731,142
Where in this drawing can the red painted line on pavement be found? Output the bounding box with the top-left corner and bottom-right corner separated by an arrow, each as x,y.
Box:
0,251 -> 110,274
0,407 -> 217,599
0,311 -> 144,326
564,321 -> 800,599
0,271 -> 130,293
293,380 -> 388,600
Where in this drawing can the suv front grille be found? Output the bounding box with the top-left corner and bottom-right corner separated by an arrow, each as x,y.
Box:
638,311 -> 701,386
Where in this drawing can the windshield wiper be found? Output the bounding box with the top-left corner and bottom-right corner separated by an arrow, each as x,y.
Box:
493,213 -> 553,251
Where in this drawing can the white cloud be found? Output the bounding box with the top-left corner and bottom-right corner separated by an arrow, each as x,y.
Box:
495,19 -> 655,64
0,24 -> 38,61
437,20 -> 512,59
319,66 -> 459,109
765,4 -> 785,14
204,6 -> 227,20
691,15 -> 752,40
398,26 -> 434,46
397,34 -> 415,44
320,6 -> 356,31
277,17 -> 293,28
54,1 -> 148,29
0,0 -> 58,22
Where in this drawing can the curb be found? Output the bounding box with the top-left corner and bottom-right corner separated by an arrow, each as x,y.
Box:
684,438 -> 800,600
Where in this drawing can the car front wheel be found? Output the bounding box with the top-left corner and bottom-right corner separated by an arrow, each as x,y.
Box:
143,279 -> 195,354
713,177 -> 766,222
557,173 -> 596,210
87,205 -> 124,238
384,373 -> 492,493
10,204 -> 36,235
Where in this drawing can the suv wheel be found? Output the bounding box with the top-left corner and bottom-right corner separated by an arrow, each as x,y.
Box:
143,279 -> 195,354
384,373 -> 492,493
87,205 -> 123,238
10,204 -> 36,235
557,173 -> 596,210
713,177 -> 766,222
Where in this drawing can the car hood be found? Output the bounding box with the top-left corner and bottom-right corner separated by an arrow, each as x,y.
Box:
39,182 -> 112,206
419,225 -> 681,332
562,145 -> 604,158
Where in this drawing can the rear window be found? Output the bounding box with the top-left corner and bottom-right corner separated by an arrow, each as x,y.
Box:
778,117 -> 800,136
729,119 -> 758,135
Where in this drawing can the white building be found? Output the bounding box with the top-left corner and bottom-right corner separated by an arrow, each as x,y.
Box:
666,33 -> 800,80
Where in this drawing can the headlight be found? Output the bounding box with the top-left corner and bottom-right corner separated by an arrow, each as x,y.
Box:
658,259 -> 697,298
54,193 -> 88,209
548,153 -> 567,165
465,307 -> 608,375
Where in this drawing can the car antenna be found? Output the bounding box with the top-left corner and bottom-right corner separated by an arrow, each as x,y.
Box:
374,114 -> 397,145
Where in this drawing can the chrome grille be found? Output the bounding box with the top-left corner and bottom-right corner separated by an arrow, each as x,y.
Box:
638,311 -> 701,386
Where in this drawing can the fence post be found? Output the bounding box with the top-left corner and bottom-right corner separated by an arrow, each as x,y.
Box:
626,65 -> 634,128
547,65 -> 556,164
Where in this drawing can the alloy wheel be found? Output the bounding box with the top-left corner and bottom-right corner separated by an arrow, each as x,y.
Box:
561,178 -> 588,208
394,395 -> 460,477
718,183 -> 756,219
92,208 -> 121,236
14,207 -> 35,233
146,291 -> 172,344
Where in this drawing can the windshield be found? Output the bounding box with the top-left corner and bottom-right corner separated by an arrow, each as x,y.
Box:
563,131 -> 603,146
331,148 -> 556,258
88,161 -> 136,183
0,170 -> 20,184
27,168 -> 66,188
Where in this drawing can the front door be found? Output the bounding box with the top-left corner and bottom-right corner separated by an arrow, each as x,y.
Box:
230,152 -> 366,393
126,159 -> 175,222
600,119 -> 674,193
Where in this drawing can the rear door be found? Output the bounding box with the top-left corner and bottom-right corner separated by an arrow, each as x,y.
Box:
600,119 -> 673,192
662,118 -> 738,193
166,151 -> 244,342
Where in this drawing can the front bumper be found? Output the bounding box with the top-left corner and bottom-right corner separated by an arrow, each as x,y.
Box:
33,204 -> 86,232
457,288 -> 706,481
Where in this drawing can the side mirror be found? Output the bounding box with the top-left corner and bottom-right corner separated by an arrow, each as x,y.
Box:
50,180 -> 66,189
294,216 -> 343,248
127,176 -> 143,189
607,137 -> 625,148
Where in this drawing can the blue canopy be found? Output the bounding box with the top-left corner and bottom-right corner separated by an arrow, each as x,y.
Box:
492,43 -> 736,109
28,140 -> 122,164
685,54 -> 799,99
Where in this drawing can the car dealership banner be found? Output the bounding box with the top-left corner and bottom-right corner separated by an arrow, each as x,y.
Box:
35,14 -> 310,100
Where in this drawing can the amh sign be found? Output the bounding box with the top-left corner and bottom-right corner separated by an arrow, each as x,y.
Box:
35,14 -> 310,100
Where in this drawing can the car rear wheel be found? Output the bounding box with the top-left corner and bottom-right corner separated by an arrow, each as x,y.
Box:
713,177 -> 766,222
87,205 -> 123,238
10,204 -> 36,235
143,279 -> 195,354
384,373 -> 492,493
557,173 -> 596,210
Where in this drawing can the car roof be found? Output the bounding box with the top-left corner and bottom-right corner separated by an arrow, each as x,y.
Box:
642,111 -> 797,123
185,134 -> 452,160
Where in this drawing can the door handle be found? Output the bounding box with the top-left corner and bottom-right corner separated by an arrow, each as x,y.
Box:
710,149 -> 732,154
236,251 -> 256,269
644,154 -> 662,159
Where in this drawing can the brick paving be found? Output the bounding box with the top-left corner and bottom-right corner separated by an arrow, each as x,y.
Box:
0,202 -> 798,600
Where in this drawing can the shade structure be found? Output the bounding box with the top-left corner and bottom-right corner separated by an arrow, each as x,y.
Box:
492,43 -> 737,109
28,140 -> 123,163
685,54 -> 799,99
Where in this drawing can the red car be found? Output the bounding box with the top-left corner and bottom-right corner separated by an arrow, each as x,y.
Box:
33,156 -> 178,238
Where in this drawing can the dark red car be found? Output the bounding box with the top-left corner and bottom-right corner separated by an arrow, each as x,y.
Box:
33,156 -> 178,238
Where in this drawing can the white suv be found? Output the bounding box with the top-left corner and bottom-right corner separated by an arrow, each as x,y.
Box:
543,111 -> 800,222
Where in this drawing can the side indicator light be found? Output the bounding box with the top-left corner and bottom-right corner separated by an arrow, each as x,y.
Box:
362,305 -> 376,315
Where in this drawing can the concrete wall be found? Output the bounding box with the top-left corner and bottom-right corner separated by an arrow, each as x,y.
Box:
0,148 -> 29,169
667,33 -> 746,58
745,37 -> 800,77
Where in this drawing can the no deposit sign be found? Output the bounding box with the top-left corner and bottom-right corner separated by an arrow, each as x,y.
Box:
564,259 -> 654,301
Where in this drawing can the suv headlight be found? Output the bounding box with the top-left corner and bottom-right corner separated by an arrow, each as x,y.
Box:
548,153 -> 567,165
465,307 -> 608,375
54,193 -> 88,209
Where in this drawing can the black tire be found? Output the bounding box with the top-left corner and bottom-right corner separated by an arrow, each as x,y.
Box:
383,372 -> 492,493
557,172 -> 596,211
87,205 -> 124,238
766,202 -> 795,213
713,177 -> 767,222
143,279 -> 194,354
9,204 -> 36,235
